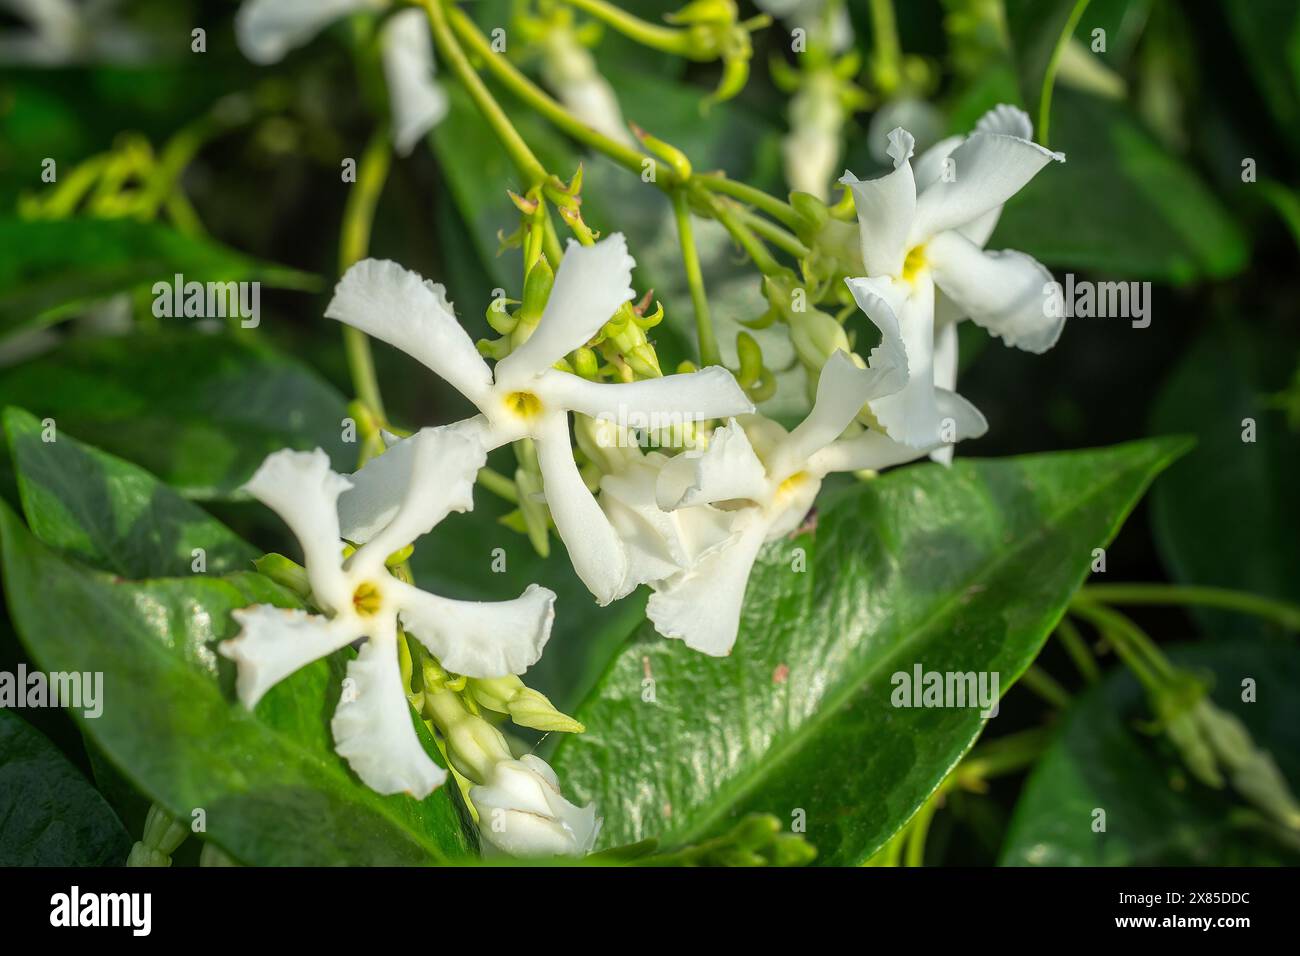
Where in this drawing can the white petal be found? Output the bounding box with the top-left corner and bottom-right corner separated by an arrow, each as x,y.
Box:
326,258 -> 493,408
911,134 -> 965,191
647,510 -> 769,656
494,234 -> 636,385
349,424 -> 486,574
929,320 -> 959,466
471,755 -> 599,857
839,130 -> 916,276
556,75 -> 634,147
599,455 -> 735,593
537,365 -> 754,425
811,391 -> 986,474
243,449 -> 352,612
656,419 -> 769,509
235,0 -> 378,65
331,628 -> 447,797
910,129 -> 1063,244
382,9 -> 447,156
534,412 -> 628,605
393,580 -> 555,678
338,417 -> 492,544
845,276 -> 945,448
772,349 -> 905,478
220,606 -> 360,708
927,230 -> 1065,353
976,103 -> 1035,140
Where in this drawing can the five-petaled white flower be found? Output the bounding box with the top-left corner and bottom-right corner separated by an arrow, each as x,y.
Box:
324,233 -> 755,606
602,348 -> 986,656
236,0 -> 446,155
471,754 -> 601,858
219,430 -> 556,798
840,104 -> 1065,449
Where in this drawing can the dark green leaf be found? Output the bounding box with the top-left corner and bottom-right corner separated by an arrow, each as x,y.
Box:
1000,638 -> 1300,865
0,331 -> 351,500
550,438 -> 1189,864
0,217 -> 320,340
0,708 -> 131,866
1222,0 -> 1300,156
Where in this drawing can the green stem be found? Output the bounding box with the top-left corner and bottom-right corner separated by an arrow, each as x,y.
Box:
704,193 -> 786,276
867,0 -> 903,89
671,188 -> 720,367
734,206 -> 810,259
444,3 -> 671,185
1079,583 -> 1300,631
1038,0 -> 1092,146
696,174 -> 801,230
1018,664 -> 1072,709
422,0 -> 549,187
1069,600 -> 1174,690
338,127 -> 392,426
1055,616 -> 1100,684
476,466 -> 519,503
560,0 -> 696,57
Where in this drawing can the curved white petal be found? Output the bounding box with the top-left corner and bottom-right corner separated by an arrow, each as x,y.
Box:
929,320 -> 959,466
326,258 -> 493,408
331,629 -> 447,798
382,9 -> 448,156
350,425 -> 486,574
912,133 -> 964,192
471,754 -> 600,857
537,365 -> 753,425
647,510 -> 770,656
976,103 -> 1035,140
495,234 -> 636,385
243,449 -> 352,612
534,412 -> 628,605
839,128 -> 916,277
910,130 -> 1064,244
235,0 -> 378,65
393,580 -> 555,678
811,390 -> 985,474
657,419 -> 769,509
927,230 -> 1065,353
221,606 -> 361,708
772,349 -> 905,478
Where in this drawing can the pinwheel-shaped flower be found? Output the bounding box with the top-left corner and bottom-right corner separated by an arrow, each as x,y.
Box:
220,429 -> 556,798
236,0 -> 445,155
325,233 -> 754,606
603,348 -> 985,655
841,105 -> 1064,448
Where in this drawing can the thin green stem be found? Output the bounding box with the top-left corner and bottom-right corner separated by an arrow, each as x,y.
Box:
421,0 -> 548,187
444,3 -> 671,185
1055,616 -> 1100,684
1038,0 -> 1092,146
734,206 -> 810,259
1069,600 -> 1174,690
338,127 -> 392,425
696,174 -> 801,230
476,466 -> 519,503
704,194 -> 786,276
1018,664 -> 1072,709
560,0 -> 695,56
867,0 -> 903,88
671,188 -> 720,367
1080,583 -> 1300,631
903,792 -> 939,867
956,726 -> 1055,784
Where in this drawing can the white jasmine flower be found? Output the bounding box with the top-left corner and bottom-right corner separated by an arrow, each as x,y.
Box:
236,1 -> 446,155
609,349 -> 985,656
840,105 -> 1064,447
325,233 -> 754,606
220,432 -> 556,798
471,754 -> 601,858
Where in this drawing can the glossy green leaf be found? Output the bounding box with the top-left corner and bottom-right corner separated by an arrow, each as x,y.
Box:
550,438 -> 1190,864
0,412 -> 474,865
0,708 -> 131,866
0,331 -> 351,500
1000,639 -> 1300,865
0,217 -> 319,340
1149,322 -> 1300,639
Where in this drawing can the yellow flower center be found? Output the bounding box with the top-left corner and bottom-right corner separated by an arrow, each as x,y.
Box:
902,244 -> 928,283
352,582 -> 383,617
504,390 -> 543,420
776,471 -> 810,500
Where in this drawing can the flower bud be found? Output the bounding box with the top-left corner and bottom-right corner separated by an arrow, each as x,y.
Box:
470,754 -> 601,858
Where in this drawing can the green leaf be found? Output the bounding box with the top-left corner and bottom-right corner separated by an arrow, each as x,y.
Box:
0,331 -> 351,500
0,708 -> 131,866
1149,321 -> 1300,639
0,414 -> 474,865
4,406 -> 258,578
991,87 -> 1249,282
1222,0 -> 1300,156
0,217 -> 320,340
1000,638 -> 1300,865
549,438 -> 1190,864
